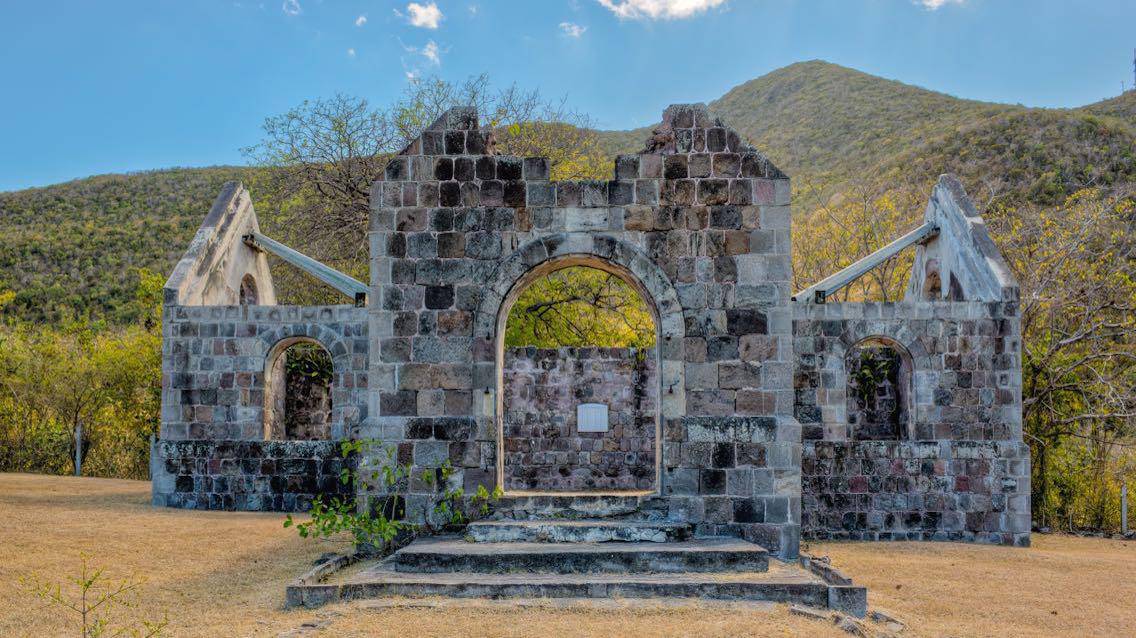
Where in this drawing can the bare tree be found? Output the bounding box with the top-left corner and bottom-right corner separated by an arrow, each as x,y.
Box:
988,187 -> 1136,524
244,75 -> 609,303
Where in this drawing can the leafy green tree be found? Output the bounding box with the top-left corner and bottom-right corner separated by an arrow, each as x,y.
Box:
504,266 -> 655,349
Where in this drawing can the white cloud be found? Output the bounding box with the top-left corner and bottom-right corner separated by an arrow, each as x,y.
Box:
347,48 -> 356,57
916,0 -> 965,8
468,4 -> 479,16
354,14 -> 367,26
401,2 -> 443,29
403,39 -> 442,66
281,0 -> 301,16
595,0 -> 726,20
559,22 -> 586,38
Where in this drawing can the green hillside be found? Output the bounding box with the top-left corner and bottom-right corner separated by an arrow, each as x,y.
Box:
597,60 -> 1020,182
884,108 -> 1136,207
1082,90 -> 1136,123
707,61 -> 1019,181
3,60 -> 1134,325
0,167 -> 256,323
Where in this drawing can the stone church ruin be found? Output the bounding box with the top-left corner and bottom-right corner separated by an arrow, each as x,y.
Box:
151,103 -> 1029,609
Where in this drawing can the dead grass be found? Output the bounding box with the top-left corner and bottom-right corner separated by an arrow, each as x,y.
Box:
1,473 -> 1133,637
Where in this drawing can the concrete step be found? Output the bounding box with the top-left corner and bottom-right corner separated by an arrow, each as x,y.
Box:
491,494 -> 654,519
337,561 -> 829,607
388,536 -> 769,574
466,519 -> 692,544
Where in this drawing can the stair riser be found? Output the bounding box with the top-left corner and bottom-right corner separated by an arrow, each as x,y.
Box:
339,581 -> 829,606
390,551 -> 769,574
468,525 -> 691,544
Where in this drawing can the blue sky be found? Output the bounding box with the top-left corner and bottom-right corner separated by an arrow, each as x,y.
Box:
1,0 -> 1134,192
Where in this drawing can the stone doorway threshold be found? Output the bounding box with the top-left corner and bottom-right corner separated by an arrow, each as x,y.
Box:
285,520 -> 866,617
502,489 -> 656,498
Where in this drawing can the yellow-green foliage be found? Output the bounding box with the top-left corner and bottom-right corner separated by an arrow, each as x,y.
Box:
0,272 -> 161,479
504,266 -> 655,349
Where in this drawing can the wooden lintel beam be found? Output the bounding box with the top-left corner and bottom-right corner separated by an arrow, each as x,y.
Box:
793,222 -> 939,303
243,231 -> 367,306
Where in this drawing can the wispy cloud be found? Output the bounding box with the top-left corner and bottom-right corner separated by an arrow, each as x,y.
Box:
916,0 -> 966,8
281,0 -> 301,16
354,14 -> 367,26
420,40 -> 441,64
468,4 -> 479,17
397,2 -> 444,29
403,39 -> 442,66
347,48 -> 356,57
559,22 -> 586,38
595,0 -> 726,20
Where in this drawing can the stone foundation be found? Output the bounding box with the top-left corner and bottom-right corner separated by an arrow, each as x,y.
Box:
150,439 -> 350,511
802,440 -> 1030,545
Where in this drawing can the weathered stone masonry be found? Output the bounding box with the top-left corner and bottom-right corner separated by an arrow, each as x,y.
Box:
792,176 -> 1029,546
152,102 -> 1029,555
364,104 -> 802,556
502,346 -> 657,492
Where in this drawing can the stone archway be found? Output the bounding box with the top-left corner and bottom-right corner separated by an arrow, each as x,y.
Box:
257,324 -> 360,440
473,233 -> 687,495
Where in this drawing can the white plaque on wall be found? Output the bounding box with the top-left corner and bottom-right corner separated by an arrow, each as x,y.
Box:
576,403 -> 609,433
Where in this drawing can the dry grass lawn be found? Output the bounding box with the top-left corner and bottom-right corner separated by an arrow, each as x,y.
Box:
1,473 -> 1133,637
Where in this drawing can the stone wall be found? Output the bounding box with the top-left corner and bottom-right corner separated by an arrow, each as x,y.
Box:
160,304 -> 368,441
502,346 -> 657,492
793,300 -> 1030,545
367,104 -> 803,556
154,304 -> 367,510
845,342 -> 906,440
281,345 -> 334,440
151,439 -> 349,511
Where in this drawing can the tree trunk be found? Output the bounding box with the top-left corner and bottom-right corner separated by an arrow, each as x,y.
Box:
73,420 -> 83,477
1034,440 -> 1048,528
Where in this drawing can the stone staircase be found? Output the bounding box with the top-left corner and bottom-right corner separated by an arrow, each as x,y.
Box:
289,518 -> 866,615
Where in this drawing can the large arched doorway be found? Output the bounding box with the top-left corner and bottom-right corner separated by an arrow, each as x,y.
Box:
495,256 -> 661,494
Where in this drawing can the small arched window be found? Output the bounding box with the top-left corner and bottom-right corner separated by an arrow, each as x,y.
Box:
264,338 -> 333,440
921,260 -> 942,300
239,274 -> 259,305
845,337 -> 913,440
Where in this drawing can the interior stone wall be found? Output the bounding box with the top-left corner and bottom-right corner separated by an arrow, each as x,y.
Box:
845,342 -> 906,440
502,346 -> 657,492
152,304 -> 368,510
159,304 -> 367,441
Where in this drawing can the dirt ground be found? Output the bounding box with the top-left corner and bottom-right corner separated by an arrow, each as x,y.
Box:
1,473 -> 1133,637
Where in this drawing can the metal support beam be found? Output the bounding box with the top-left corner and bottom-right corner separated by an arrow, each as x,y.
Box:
793,222 -> 939,303
243,231 -> 368,306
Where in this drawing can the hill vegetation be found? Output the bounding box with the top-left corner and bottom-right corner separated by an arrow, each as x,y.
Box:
0,166 -> 258,323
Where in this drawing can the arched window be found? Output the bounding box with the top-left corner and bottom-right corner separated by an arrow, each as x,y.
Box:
845,337 -> 912,440
239,274 -> 259,305
921,260 -> 941,300
264,338 -> 333,440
